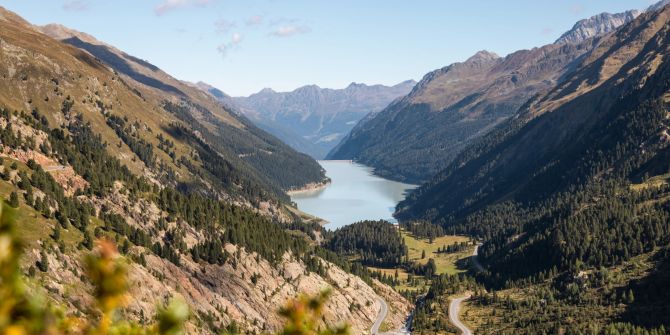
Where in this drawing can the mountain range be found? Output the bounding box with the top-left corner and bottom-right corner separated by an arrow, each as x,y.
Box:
2,1 -> 670,334
34,23 -> 327,201
201,80 -> 416,159
328,7 -> 641,183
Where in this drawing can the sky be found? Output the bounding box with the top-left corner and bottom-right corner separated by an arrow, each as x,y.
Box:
0,0 -> 657,96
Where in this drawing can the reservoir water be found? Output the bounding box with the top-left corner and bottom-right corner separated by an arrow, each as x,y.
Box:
291,160 -> 417,230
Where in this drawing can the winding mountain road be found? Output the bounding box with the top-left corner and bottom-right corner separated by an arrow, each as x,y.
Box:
448,243 -> 484,334
371,298 -> 387,334
371,297 -> 410,335
373,243 -> 484,334
449,295 -> 472,335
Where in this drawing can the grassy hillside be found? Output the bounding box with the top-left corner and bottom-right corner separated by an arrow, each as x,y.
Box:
398,6 -> 670,334
30,17 -> 325,205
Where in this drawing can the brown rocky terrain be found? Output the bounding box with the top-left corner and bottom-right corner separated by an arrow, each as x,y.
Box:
0,6 -> 411,334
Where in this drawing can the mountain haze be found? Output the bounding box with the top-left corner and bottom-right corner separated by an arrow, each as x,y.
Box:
226,81 -> 416,158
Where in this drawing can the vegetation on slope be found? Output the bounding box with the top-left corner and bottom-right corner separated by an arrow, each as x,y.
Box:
326,220 -> 406,267
328,38 -> 603,183
1,7 -> 326,209
0,202 -> 351,335
396,6 -> 670,334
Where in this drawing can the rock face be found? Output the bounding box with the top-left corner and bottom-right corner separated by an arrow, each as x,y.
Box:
221,81 -> 416,159
647,0 -> 670,13
327,6 -> 644,183
555,11 -> 640,44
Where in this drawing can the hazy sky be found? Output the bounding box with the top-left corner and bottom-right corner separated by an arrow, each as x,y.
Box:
0,0 -> 655,96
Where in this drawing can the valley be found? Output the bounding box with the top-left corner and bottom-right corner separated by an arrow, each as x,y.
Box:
1,1 -> 670,334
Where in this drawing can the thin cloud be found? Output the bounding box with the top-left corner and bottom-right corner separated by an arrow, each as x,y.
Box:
246,15 -> 263,26
231,32 -> 242,44
270,25 -> 311,38
215,18 -> 236,34
62,0 -> 89,11
217,32 -> 243,58
155,0 -> 215,16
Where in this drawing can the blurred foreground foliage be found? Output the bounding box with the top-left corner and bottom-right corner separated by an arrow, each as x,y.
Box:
0,204 -> 349,335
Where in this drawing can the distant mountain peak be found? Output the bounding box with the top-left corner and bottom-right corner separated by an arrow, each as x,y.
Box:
296,84 -> 321,91
258,87 -> 276,94
397,79 -> 418,86
40,23 -> 108,47
555,10 -> 640,44
647,0 -> 670,12
346,82 -> 367,89
466,50 -> 500,62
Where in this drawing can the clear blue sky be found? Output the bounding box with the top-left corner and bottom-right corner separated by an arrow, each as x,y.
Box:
0,0 -> 655,96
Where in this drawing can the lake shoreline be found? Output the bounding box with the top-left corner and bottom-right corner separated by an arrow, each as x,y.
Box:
286,178 -> 331,196
291,160 -> 416,230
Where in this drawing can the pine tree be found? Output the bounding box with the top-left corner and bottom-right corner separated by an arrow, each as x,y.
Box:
52,225 -> 61,241
7,191 -> 19,208
626,289 -> 635,304
121,239 -> 130,254
37,250 -> 49,272
83,231 -> 94,250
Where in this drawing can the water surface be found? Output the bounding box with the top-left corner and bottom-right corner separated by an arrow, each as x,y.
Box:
291,160 -> 416,230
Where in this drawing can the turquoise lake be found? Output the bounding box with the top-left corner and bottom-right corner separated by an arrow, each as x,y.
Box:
290,160 -> 417,230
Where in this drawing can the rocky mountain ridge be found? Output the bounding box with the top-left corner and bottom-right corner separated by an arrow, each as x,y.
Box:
222,80 -> 416,158
327,6 -> 643,183
555,10 -> 640,44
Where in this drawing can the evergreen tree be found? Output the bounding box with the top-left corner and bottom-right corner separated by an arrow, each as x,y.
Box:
82,231 -> 94,250
7,191 -> 19,208
37,250 -> 49,272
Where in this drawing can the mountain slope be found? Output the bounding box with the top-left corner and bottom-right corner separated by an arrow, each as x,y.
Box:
0,7 -> 411,333
193,81 -> 327,159
37,23 -> 327,199
227,81 -> 415,159
398,3 -> 670,281
328,9 -> 639,183
400,6 -> 670,333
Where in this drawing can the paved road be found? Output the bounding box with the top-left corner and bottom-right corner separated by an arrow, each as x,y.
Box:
371,298 -> 387,334
449,295 -> 473,335
372,297 -> 410,335
447,243 -> 484,335
373,243 -> 483,335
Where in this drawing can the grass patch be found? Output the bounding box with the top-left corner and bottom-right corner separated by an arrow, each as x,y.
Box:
403,232 -> 472,275
367,232 -> 476,293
